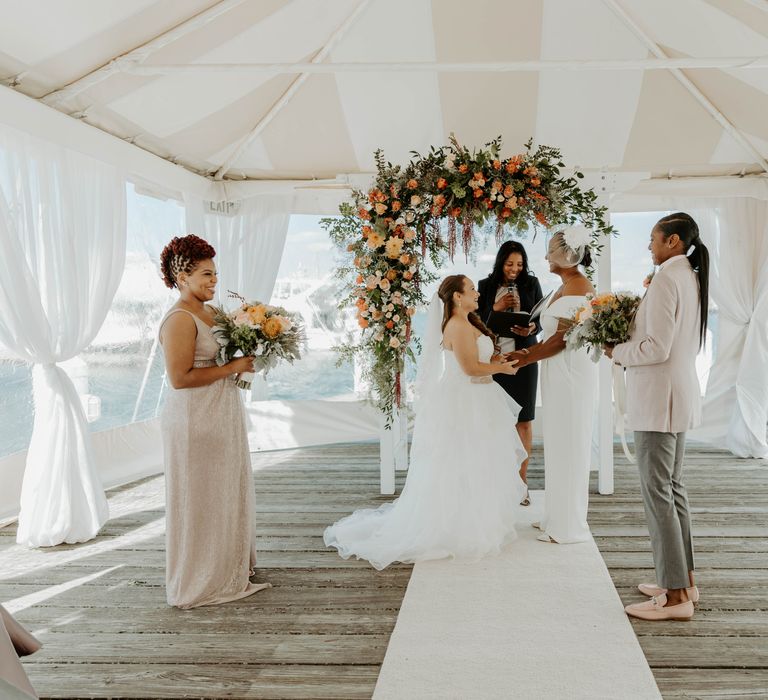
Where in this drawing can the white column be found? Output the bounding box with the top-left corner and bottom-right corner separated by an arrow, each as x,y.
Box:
378,410 -> 396,495
596,207 -> 614,495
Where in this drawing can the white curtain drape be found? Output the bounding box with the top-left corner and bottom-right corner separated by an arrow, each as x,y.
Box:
184,194 -> 292,302
0,124 -> 127,546
683,198 -> 768,458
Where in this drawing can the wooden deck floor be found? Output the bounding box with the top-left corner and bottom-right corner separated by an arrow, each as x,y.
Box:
1,442 -> 766,699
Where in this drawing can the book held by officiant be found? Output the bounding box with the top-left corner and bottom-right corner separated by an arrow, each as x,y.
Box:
486,291 -> 553,338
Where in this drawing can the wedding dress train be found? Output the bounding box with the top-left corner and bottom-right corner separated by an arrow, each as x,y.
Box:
324,335 -> 527,570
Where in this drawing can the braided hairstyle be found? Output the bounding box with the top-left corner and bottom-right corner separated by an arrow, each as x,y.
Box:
159,234 -> 216,289
439,274 -> 498,351
655,212 -> 710,347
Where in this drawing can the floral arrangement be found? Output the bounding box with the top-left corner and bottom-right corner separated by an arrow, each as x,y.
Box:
323,135 -> 616,419
564,292 -> 642,362
211,292 -> 306,390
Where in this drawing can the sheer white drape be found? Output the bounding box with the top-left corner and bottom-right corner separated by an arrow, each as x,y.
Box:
184,195 -> 291,400
184,195 -> 291,302
0,124 -> 127,546
687,198 -> 768,458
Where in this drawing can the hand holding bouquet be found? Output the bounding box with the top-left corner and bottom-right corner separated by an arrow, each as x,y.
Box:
564,292 -> 641,362
211,292 -> 306,390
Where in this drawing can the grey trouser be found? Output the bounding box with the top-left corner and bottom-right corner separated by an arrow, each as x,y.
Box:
634,431 -> 695,590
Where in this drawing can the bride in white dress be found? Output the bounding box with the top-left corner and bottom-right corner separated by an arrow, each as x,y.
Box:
509,229 -> 597,544
324,274 -> 527,570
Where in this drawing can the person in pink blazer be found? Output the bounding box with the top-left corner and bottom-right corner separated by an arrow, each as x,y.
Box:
606,212 -> 710,622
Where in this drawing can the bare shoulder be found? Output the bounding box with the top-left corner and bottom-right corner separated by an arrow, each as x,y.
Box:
564,274 -> 594,297
160,307 -> 196,341
442,316 -> 475,349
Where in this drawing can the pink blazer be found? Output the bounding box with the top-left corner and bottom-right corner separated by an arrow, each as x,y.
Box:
612,256 -> 702,433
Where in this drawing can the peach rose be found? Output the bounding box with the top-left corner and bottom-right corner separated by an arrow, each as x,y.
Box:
407,178 -> 418,189
389,337 -> 401,348
262,316 -> 283,339
437,177 -> 447,189
374,202 -> 387,215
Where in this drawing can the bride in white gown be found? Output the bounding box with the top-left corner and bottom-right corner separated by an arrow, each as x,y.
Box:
509,229 -> 597,544
324,274 -> 527,570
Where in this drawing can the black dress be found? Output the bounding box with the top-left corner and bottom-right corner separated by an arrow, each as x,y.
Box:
477,275 -> 544,422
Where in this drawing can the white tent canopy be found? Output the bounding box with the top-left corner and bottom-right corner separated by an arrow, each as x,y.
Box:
1,0 -> 767,540
2,0 -> 768,188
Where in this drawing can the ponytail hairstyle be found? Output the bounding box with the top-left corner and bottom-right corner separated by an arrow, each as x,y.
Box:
656,212 -> 709,347
438,274 -> 499,351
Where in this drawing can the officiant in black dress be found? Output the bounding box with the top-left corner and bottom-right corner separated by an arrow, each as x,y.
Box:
477,241 -> 543,504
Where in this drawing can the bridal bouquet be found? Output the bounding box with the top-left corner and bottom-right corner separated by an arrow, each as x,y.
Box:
564,292 -> 641,362
211,292 -> 306,390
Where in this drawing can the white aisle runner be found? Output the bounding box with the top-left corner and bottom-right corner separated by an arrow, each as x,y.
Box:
373,492 -> 661,700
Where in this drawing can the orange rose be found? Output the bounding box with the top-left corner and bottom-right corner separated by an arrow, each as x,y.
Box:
492,159 -> 501,170
407,178 -> 418,189
458,164 -> 469,173
473,189 -> 483,199
358,317 -> 369,328
501,208 -> 511,218
437,177 -> 447,189
535,212 -> 548,226
434,194 -> 446,206
503,184 -> 514,197
262,316 -> 283,339
531,178 -> 541,187
386,269 -> 398,281
374,202 -> 387,215
450,207 -> 462,217
485,198 -> 494,209
399,253 -> 411,265
403,271 -> 413,280
355,274 -> 363,283
385,320 -> 395,329
371,309 -> 383,320
392,200 -> 402,212
492,179 -> 502,191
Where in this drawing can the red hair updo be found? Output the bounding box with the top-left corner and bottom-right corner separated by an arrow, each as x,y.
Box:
159,234 -> 216,289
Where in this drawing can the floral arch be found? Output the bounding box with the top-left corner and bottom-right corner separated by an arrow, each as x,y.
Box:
323,136 -> 615,420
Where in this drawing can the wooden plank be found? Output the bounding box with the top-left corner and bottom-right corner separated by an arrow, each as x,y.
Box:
652,669 -> 768,698
24,663 -> 380,700
24,632 -> 390,665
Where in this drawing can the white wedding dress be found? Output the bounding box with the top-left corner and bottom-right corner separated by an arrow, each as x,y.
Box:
539,296 -> 597,543
324,335 -> 527,570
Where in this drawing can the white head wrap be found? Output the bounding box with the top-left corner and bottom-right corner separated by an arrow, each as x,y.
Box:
546,225 -> 592,268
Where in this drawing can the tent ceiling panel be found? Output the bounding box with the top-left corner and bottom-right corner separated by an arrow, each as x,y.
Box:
621,68 -> 725,173
330,0 -> 443,171
0,0 -> 220,97
702,0 -> 768,39
1,0 -> 767,181
534,0 -> 646,168
255,74 -> 362,178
